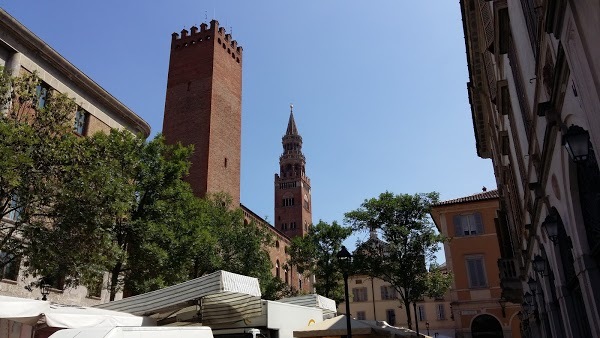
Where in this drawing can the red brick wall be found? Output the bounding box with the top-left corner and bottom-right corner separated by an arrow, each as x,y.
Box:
274,175 -> 312,239
162,21 -> 242,205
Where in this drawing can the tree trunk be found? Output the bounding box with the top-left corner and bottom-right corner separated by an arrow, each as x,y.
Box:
109,261 -> 122,301
404,299 -> 412,329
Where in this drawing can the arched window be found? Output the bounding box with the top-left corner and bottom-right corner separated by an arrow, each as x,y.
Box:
276,260 -> 280,279
284,268 -> 289,284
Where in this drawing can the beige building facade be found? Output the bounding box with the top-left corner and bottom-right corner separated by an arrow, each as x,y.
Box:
460,0 -> 600,337
0,8 -> 150,305
338,275 -> 455,337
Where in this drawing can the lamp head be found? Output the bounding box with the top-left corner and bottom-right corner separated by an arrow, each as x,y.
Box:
532,255 -> 546,275
563,125 -> 590,163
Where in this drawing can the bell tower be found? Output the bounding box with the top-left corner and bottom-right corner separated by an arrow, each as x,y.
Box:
274,105 -> 312,238
162,20 -> 242,206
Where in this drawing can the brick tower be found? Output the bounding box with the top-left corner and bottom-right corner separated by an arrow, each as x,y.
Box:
274,106 -> 312,238
162,20 -> 242,205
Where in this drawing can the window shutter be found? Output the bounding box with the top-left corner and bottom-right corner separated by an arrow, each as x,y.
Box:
453,215 -> 463,237
467,259 -> 478,287
476,259 -> 486,286
474,213 -> 484,234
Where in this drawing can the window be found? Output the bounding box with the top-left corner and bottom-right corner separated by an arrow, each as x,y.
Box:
386,309 -> 396,326
417,305 -> 426,321
0,252 -> 20,281
436,304 -> 446,320
36,83 -> 49,109
298,276 -> 302,289
282,197 -> 294,207
284,268 -> 288,284
356,311 -> 366,320
466,256 -> 488,288
5,194 -> 22,222
74,108 -> 88,135
276,260 -> 280,279
87,274 -> 103,298
44,272 -> 65,290
453,213 -> 484,236
355,279 -> 363,284
352,287 -> 368,302
381,285 -> 397,300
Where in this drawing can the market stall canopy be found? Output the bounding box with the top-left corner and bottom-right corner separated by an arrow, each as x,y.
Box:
94,270 -> 262,320
293,315 -> 428,338
0,295 -> 49,325
276,294 -> 337,319
44,304 -> 154,328
0,296 -> 153,328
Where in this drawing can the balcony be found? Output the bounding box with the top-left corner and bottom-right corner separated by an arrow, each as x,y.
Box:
498,257 -> 523,303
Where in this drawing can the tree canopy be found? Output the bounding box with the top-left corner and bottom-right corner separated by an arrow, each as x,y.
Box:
287,220 -> 352,303
0,68 -> 280,300
345,191 -> 451,329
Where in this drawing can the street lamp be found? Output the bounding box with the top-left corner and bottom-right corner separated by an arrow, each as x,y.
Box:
527,277 -> 537,294
523,292 -> 534,305
425,321 -> 430,336
532,255 -> 546,277
40,284 -> 50,301
541,212 -> 559,245
337,246 -> 353,338
563,125 -> 590,163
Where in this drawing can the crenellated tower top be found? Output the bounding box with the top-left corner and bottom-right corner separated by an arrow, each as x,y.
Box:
170,19 -> 243,63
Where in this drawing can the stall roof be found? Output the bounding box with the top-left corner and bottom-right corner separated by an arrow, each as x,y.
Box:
0,295 -> 152,328
293,315 -> 428,338
94,271 -> 262,317
276,294 -> 337,318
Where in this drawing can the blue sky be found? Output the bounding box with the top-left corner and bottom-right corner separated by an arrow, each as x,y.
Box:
1,1 -> 496,249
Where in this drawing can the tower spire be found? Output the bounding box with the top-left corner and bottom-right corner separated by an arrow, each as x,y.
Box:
274,105 -> 311,239
286,103 -> 299,136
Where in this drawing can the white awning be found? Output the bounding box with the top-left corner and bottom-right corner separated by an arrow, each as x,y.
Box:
94,271 -> 262,317
276,294 -> 337,318
293,315 -> 427,338
0,296 -> 153,328
0,295 -> 49,325
44,304 -> 155,328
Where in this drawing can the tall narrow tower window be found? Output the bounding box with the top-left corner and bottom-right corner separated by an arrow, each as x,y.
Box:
224,157 -> 228,168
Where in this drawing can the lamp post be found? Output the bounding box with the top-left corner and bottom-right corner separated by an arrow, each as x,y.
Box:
425,321 -> 430,336
40,283 -> 50,301
337,246 -> 352,338
527,277 -> 537,295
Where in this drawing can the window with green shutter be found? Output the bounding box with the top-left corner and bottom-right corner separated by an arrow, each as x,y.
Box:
466,256 -> 487,288
453,213 -> 484,236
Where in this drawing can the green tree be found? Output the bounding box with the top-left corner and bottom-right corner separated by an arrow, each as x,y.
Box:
189,193 -> 279,298
345,191 -> 451,330
288,220 -> 352,303
0,68 -> 79,277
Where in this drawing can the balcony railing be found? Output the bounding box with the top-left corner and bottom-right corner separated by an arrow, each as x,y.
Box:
498,257 -> 522,303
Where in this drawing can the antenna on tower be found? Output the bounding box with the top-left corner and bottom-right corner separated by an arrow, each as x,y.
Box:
290,103 -> 294,114
205,10 -> 208,21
